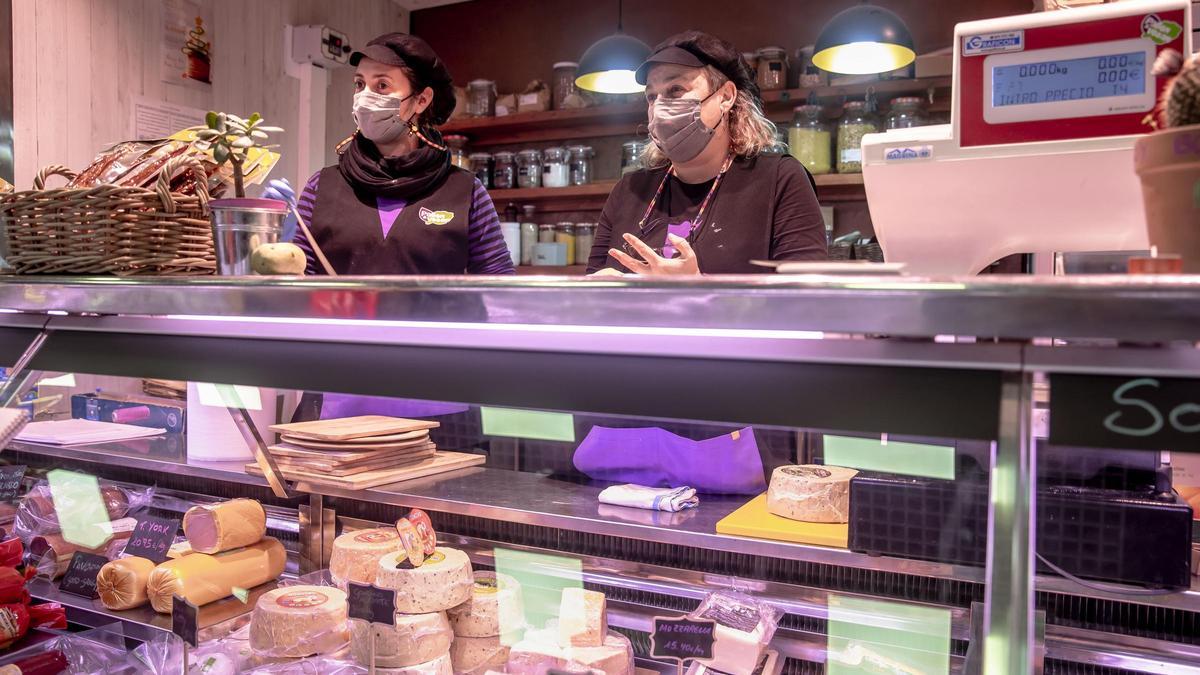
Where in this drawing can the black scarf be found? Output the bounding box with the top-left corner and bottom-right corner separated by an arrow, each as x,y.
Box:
337,128 -> 452,200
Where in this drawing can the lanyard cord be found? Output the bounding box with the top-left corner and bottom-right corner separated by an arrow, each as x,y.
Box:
636,153 -> 735,236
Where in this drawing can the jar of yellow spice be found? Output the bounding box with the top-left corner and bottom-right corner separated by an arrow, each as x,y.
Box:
788,105 -> 832,175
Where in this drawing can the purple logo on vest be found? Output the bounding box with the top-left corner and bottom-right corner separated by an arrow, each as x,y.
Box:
419,207 -> 455,226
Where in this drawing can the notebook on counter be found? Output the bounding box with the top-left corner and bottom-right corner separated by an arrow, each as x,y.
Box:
16,419 -> 166,445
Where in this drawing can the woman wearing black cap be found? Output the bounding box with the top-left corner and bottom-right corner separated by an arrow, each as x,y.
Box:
290,33 -> 514,276
587,31 -> 827,275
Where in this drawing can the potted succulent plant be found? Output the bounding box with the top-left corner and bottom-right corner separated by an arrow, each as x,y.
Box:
1134,51 -> 1200,272
194,113 -> 300,275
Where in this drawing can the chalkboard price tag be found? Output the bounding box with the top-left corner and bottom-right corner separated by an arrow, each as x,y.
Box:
348,582 -> 396,626
172,594 -> 199,648
122,515 -> 180,564
58,552 -> 108,599
0,465 -> 25,501
651,615 -> 717,664
1049,373 -> 1200,451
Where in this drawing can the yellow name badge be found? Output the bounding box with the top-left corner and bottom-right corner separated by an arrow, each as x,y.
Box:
419,207 -> 455,226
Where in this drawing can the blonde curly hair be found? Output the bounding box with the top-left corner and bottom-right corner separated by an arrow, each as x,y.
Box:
642,66 -> 778,169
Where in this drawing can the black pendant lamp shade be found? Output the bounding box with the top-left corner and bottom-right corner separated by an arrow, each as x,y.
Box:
575,0 -> 651,94
813,3 -> 916,75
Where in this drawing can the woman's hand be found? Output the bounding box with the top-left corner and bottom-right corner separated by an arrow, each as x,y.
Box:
610,233 -> 700,276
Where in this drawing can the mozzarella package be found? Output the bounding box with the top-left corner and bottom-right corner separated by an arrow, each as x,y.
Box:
690,591 -> 782,674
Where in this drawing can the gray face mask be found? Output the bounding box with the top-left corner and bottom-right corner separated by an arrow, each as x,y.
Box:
352,90 -> 417,145
647,90 -> 723,163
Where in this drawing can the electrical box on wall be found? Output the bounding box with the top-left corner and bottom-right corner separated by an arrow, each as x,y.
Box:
289,25 -> 352,68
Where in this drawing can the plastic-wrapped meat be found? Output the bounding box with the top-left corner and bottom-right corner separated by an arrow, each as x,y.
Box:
0,649 -> 69,674
118,141 -> 191,188
67,141 -> 158,188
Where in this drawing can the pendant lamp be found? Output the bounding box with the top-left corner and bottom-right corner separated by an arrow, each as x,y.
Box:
813,2 -> 916,75
575,0 -> 651,94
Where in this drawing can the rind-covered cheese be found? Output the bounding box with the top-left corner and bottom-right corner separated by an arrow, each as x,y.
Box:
147,538 -> 287,613
766,465 -> 858,523
350,611 -> 452,668
557,587 -> 607,648
448,571 -> 524,638
450,635 -> 511,675
183,499 -> 267,554
507,629 -> 568,675
97,556 -> 155,610
375,547 -> 473,613
330,528 -> 405,588
375,653 -> 453,675
249,585 -> 349,658
569,631 -> 634,675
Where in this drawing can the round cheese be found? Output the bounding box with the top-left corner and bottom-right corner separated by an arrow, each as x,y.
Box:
450,635 -> 511,675
97,556 -> 155,611
766,464 -> 859,523
568,631 -> 635,675
249,585 -> 349,658
376,652 -> 453,675
448,571 -> 524,638
375,547 -> 473,614
330,528 -> 406,588
507,629 -> 569,675
349,611 -> 452,668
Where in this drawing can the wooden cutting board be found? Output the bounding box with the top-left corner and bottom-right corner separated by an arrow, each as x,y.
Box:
272,445 -> 437,475
715,494 -> 848,549
278,431 -> 430,452
270,416 -> 439,442
246,451 -> 485,490
269,439 -> 434,463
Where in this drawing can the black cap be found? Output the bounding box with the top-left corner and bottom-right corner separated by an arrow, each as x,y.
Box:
635,31 -> 760,102
351,33 -> 456,126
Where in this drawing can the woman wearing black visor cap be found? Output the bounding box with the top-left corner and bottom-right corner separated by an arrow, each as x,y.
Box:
588,31 -> 828,275
279,33 -> 514,276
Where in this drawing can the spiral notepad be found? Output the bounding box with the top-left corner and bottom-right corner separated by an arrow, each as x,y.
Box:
0,408 -> 30,450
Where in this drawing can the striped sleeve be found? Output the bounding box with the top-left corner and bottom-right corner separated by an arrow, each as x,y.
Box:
466,178 -> 516,275
292,171 -> 323,275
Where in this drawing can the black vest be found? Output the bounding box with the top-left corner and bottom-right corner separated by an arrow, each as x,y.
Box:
310,166 -> 475,275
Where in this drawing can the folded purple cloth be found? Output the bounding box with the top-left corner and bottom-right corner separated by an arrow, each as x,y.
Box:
573,425 -> 766,495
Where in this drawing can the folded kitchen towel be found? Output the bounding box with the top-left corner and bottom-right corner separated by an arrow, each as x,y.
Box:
598,484 -> 699,512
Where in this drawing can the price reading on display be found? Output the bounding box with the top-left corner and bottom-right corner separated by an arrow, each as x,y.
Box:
992,51 -> 1146,107
0,465 -> 26,501
122,515 -> 180,564
651,616 -> 717,663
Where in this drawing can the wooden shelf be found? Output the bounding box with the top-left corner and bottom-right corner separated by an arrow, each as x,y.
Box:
515,264 -> 586,275
760,76 -> 952,107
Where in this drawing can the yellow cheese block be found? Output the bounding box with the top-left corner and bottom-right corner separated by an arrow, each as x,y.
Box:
96,556 -> 155,611
183,499 -> 267,554
715,494 -> 849,548
147,537 -> 286,613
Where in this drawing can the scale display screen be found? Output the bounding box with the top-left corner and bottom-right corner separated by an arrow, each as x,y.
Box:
981,38 -> 1155,125
992,51 -> 1146,107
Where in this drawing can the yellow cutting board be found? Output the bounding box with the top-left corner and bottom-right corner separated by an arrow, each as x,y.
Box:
715,494 -> 849,549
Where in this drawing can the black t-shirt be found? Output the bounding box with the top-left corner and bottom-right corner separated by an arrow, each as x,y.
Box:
588,154 -> 828,274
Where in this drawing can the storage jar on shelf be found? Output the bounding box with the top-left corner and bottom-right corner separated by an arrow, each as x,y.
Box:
574,223 -> 596,265
755,47 -> 788,91
789,105 -> 832,175
622,141 -> 647,175
468,152 -> 493,189
520,205 -> 538,266
886,96 -> 929,130
493,152 -> 516,190
538,223 -> 556,243
467,79 -> 497,117
445,135 -> 470,171
517,149 -> 543,188
553,62 -> 579,110
542,147 -> 570,188
837,101 -> 878,174
555,222 -> 576,263
568,145 -> 595,186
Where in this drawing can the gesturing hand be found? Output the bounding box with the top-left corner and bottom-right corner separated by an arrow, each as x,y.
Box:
609,233 -> 700,276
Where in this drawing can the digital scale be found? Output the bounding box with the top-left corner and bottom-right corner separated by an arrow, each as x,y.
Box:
862,0 -> 1192,275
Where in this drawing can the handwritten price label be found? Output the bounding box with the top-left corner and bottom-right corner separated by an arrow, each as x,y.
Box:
651,616 -> 717,664
0,465 -> 25,501
122,515 -> 180,564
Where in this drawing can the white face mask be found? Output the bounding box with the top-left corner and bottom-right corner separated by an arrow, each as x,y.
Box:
352,89 -> 417,144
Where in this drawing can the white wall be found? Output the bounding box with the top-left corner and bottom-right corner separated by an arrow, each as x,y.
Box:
12,0 -> 409,190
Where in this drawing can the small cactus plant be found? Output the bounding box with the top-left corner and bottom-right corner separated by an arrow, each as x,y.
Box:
1151,49 -> 1200,129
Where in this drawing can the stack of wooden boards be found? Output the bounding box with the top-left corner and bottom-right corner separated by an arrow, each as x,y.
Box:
244,415 -> 485,490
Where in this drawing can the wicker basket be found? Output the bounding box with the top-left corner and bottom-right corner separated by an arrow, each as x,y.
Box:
0,156 -> 215,276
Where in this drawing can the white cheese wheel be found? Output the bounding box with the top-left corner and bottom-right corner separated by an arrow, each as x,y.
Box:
450,635 -> 511,675
183,499 -> 266,554
249,585 -> 349,658
557,587 -> 607,648
349,611 -> 452,668
448,571 -> 525,638
375,547 -> 473,613
330,527 -> 406,588
507,629 -> 569,675
766,465 -> 859,523
568,631 -> 634,675
376,653 -> 453,675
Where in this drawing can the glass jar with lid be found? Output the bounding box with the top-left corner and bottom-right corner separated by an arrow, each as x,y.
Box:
538,223 -> 557,243
467,79 -> 497,117
552,62 -> 579,110
837,101 -> 879,174
567,145 -> 595,186
492,152 -> 516,190
542,147 -> 570,188
468,152 -> 493,189
886,96 -> 929,130
574,223 -> 596,265
755,47 -> 788,91
516,149 -> 542,188
788,105 -> 832,175
555,222 -> 576,263
520,205 -> 538,266
621,141 -> 647,174
445,135 -> 470,171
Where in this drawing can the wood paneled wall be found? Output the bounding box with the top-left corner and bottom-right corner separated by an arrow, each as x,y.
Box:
11,0 -> 409,190
412,0 -> 1034,93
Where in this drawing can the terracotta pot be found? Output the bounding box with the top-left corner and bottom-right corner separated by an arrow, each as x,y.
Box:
1134,124 -> 1200,272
